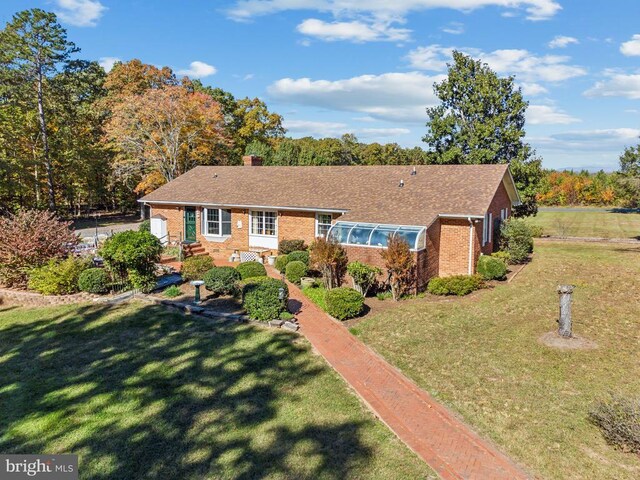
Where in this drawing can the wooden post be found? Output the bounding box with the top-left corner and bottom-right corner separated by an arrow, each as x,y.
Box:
557,285 -> 574,337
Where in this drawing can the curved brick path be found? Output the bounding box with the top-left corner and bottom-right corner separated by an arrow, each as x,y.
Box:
276,273 -> 530,480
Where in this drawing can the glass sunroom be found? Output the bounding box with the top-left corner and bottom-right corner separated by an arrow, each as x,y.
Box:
327,222 -> 427,251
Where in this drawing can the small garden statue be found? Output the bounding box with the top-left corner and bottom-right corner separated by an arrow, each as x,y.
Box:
557,284 -> 575,337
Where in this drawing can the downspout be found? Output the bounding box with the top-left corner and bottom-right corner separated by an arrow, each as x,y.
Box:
468,217 -> 474,275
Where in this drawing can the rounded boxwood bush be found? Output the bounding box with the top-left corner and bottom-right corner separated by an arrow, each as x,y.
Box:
181,255 -> 214,281
427,275 -> 483,296
236,261 -> 267,280
243,277 -> 288,321
275,254 -> 289,272
285,260 -> 307,284
325,287 -> 364,320
78,268 -> 110,294
477,255 -> 507,280
287,250 -> 309,266
203,266 -> 240,296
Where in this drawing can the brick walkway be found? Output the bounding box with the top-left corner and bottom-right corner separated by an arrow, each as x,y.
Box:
277,274 -> 530,480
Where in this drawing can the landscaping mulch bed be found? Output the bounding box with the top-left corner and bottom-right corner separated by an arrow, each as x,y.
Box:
161,283 -> 245,315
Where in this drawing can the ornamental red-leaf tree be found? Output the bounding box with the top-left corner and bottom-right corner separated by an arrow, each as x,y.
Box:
0,209 -> 79,287
380,234 -> 415,301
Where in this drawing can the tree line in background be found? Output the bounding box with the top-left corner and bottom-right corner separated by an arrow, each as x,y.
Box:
1,9 -> 639,217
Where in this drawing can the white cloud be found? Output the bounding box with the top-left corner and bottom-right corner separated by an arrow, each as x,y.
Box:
176,61 -> 217,79
228,0 -> 561,22
98,56 -> 120,72
518,82 -> 548,96
268,72 -> 445,122
406,45 -> 587,82
284,120 -> 350,137
55,0 -> 106,27
297,18 -> 410,42
441,22 -> 464,35
527,105 -> 580,125
620,34 -> 640,56
533,128 -> 640,151
548,35 -> 579,49
284,120 -> 411,139
584,70 -> 640,99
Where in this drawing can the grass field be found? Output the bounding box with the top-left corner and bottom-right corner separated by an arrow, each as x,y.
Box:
0,302 -> 434,479
528,207 -> 640,239
353,241 -> 640,480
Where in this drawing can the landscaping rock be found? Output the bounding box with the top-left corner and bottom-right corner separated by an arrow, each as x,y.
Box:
269,319 -> 285,328
184,305 -> 204,315
282,321 -> 299,332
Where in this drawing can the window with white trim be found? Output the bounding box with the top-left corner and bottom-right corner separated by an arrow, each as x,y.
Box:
482,213 -> 493,246
316,213 -> 332,238
203,208 -> 231,236
501,208 -> 508,221
250,211 -> 277,236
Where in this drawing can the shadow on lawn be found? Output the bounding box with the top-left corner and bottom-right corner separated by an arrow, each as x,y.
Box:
0,303 -> 372,479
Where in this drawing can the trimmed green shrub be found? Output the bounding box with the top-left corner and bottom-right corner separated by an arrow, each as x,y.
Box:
589,394 -> 640,454
28,257 -> 90,295
285,260 -> 307,284
279,311 -> 295,321
203,267 -> 240,296
78,268 -> 110,294
163,285 -> 181,298
279,239 -> 306,254
138,219 -> 150,232
275,254 -> 290,272
427,275 -> 484,296
347,261 -> 381,296
100,230 -> 162,291
500,218 -> 534,264
180,255 -> 214,281
127,269 -> 157,293
529,224 -> 544,238
325,287 -> 364,320
236,261 -> 267,280
243,277 -> 288,321
287,250 -> 309,266
477,255 -> 507,281
491,250 -> 511,265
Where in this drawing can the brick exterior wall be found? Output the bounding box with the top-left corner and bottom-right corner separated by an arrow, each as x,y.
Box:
150,204 -> 329,257
481,182 -> 512,255
148,179 -> 513,286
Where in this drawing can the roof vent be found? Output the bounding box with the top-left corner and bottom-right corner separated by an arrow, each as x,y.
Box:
213,173 -> 218,178
411,166 -> 417,176
399,179 -> 405,188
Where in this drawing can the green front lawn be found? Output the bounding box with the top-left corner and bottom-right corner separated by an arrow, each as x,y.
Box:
0,302 -> 433,479
353,241 -> 640,480
528,208 -> 640,238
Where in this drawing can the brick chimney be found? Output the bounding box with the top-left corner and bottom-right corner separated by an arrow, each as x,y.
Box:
242,155 -> 263,166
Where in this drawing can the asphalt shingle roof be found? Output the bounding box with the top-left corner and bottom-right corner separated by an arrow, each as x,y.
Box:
140,164 -> 514,227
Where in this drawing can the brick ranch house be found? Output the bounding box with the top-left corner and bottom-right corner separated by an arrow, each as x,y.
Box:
140,156 -> 520,290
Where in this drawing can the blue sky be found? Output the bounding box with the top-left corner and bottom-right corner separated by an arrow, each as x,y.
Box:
2,0 -> 640,171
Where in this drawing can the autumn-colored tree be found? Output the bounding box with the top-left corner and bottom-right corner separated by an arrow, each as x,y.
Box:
103,59 -> 178,102
105,85 -> 232,183
309,236 -> 348,289
536,170 -> 624,206
0,209 -> 79,287
380,235 -> 415,301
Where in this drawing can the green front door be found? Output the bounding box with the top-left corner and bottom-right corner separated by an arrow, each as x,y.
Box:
184,207 -> 197,242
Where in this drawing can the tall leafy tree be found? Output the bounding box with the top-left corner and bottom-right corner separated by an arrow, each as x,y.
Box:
423,51 -> 543,216
105,85 -> 231,184
0,9 -> 79,210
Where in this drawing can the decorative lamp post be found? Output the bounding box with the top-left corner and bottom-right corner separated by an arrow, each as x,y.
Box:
191,280 -> 204,305
557,284 -> 575,337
